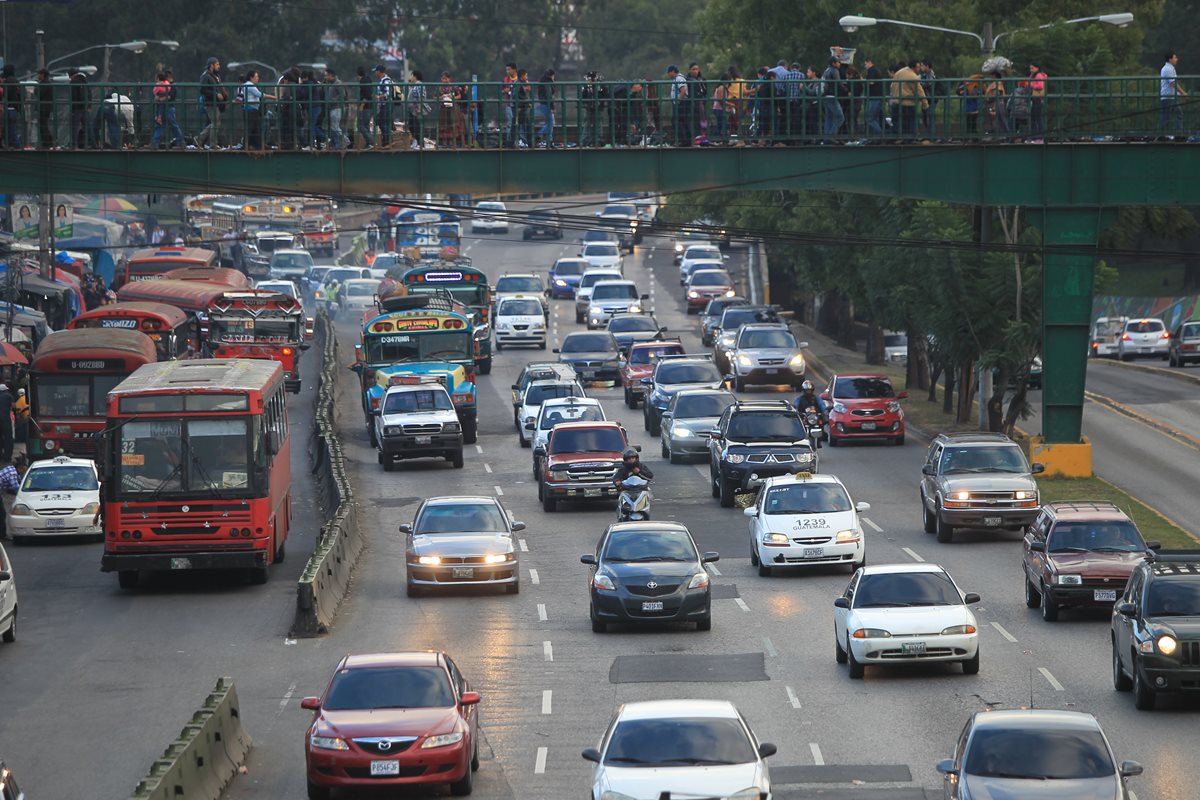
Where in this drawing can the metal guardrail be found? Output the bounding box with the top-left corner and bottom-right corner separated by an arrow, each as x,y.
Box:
127,677 -> 251,800
3,76 -> 1197,151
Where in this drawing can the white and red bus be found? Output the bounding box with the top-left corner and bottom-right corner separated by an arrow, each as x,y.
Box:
300,199 -> 338,257
206,291 -> 306,392
99,358 -> 291,589
67,302 -> 197,361
115,247 -> 218,289
28,329 -> 159,459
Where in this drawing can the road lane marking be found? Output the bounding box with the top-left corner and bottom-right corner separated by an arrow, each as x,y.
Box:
706,563 -> 722,576
278,682 -> 296,715
484,463 -> 493,473
786,686 -> 802,709
530,569 -> 540,585
809,743 -> 825,765
763,637 -> 778,657
475,445 -> 484,454
534,746 -> 548,774
542,690 -> 552,714
1038,667 -> 1065,691
494,485 -> 504,496
537,603 -> 547,621
990,622 -> 1018,643
901,547 -> 925,562
543,641 -> 554,661
519,539 -> 529,552
863,518 -> 883,533
734,598 -> 750,612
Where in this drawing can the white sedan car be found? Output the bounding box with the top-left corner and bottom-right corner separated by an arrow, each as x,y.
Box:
834,563 -> 981,679
472,201 -> 509,232
8,455 -> 102,542
517,379 -> 586,446
745,472 -> 868,576
0,542 -> 16,644
340,278 -> 381,312
583,699 -> 775,800
494,296 -> 547,350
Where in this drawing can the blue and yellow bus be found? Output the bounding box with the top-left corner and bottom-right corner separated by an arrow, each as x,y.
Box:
394,209 -> 462,259
400,262 -> 494,374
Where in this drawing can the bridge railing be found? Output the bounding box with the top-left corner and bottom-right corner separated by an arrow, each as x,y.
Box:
2,76 -> 1193,151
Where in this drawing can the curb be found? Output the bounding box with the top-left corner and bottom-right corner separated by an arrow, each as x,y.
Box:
1083,389 -> 1200,452
1090,357 -> 1200,387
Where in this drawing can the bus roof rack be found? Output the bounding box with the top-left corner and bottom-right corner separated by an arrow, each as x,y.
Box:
378,290 -> 457,314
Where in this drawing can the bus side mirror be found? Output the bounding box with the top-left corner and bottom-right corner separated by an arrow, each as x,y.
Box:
267,430 -> 282,456
94,434 -> 111,480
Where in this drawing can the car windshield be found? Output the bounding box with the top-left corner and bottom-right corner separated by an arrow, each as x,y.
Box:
415,502 -> 507,534
525,383 -> 582,405
554,261 -> 586,276
854,571 -> 963,607
964,728 -> 1114,780
674,393 -> 734,418
584,244 -> 619,257
835,377 -> 895,399
884,334 -> 907,348
345,281 -> 378,297
726,412 -> 805,441
941,445 -> 1028,474
603,205 -> 637,216
722,308 -> 776,328
583,230 -> 617,243
763,483 -> 851,514
272,252 -> 313,269
579,273 -> 620,289
1047,521 -> 1144,553
323,666 -> 454,711
1127,320 -> 1163,333
549,427 -> 626,454
592,284 -> 638,301
740,329 -> 795,349
629,345 -> 683,365
383,389 -> 453,414
604,717 -> 756,767
22,465 -> 98,492
609,316 -> 657,333
540,404 -> 603,428
705,298 -> 747,317
497,277 -> 542,293
1144,579 -> 1200,617
561,334 -> 614,353
499,299 -> 543,316
604,529 -> 697,562
657,363 -> 721,384
690,271 -> 730,287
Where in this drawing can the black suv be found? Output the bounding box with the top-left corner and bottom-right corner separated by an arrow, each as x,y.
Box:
708,400 -> 817,507
1111,551 -> 1200,710
641,355 -> 724,436
523,208 -> 563,240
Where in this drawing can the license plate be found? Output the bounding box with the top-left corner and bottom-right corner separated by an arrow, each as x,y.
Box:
1094,589 -> 1117,602
370,760 -> 401,776
585,487 -> 601,497
803,547 -> 824,558
1140,347 -> 1152,353
861,422 -> 876,431
45,518 -> 65,528
415,435 -> 432,445
983,516 -> 1003,527
901,641 -> 927,654
579,370 -> 596,379
765,368 -> 779,375
170,557 -> 192,570
452,567 -> 474,579
642,601 -> 664,612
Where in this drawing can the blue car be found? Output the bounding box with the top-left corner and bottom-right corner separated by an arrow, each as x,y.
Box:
548,257 -> 589,299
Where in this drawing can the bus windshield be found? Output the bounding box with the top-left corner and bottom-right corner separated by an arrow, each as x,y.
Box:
209,316 -> 301,345
116,417 -> 252,497
36,375 -> 124,418
407,284 -> 488,307
364,331 -> 472,363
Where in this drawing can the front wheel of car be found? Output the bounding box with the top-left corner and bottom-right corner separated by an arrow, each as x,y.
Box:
696,616 -> 712,632
661,438 -> 670,459
749,544 -> 760,566
2,609 -> 14,643
451,450 -> 464,469
542,493 -> 557,513
894,434 -> 905,446
307,779 -> 331,800
449,753 -> 475,796
846,640 -> 865,679
710,466 -> 721,498
835,628 -> 847,664
718,478 -> 735,508
1024,575 -> 1041,608
1113,641 -> 1132,692
1040,584 -> 1059,622
962,648 -> 980,675
757,562 -> 772,577
506,581 -> 520,595
406,581 -> 421,598
648,413 -> 661,437
935,512 -> 954,543
922,500 -> 936,534
591,612 -> 606,633
1133,663 -> 1157,710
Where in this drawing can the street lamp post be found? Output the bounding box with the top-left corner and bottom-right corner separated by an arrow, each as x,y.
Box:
838,13 -> 1134,54
227,61 -> 280,81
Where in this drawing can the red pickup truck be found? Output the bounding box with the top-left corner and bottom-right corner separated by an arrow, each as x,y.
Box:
618,340 -> 685,409
536,421 -> 633,512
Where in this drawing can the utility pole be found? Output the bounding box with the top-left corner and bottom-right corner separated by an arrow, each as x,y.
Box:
35,30 -> 52,279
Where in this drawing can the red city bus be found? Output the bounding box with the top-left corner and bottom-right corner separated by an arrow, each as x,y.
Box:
206,291 -> 307,392
99,358 -> 291,589
116,278 -> 231,345
163,266 -> 251,289
67,302 -> 197,361
116,247 -> 219,289
28,329 -> 159,459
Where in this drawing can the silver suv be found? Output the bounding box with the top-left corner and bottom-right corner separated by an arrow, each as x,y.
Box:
728,323 -> 808,391
920,432 -> 1044,543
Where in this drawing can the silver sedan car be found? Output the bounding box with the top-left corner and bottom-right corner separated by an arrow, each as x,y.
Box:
660,388 -> 736,463
400,496 -> 524,596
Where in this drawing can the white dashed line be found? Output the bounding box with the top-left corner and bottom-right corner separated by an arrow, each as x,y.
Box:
706,563 -> 722,576
530,569 -> 540,585
734,598 -> 750,612
543,641 -> 554,661
901,547 -> 925,563
763,637 -> 778,657
786,686 -> 802,709
494,485 -> 504,496
809,743 -> 825,766
863,518 -> 883,533
537,603 -> 547,621
534,746 -> 548,774
1039,667 -> 1065,691
990,621 -> 1018,643
542,690 -> 552,715
484,463 -> 493,473
475,445 -> 483,454
518,538 -> 529,552
277,682 -> 296,715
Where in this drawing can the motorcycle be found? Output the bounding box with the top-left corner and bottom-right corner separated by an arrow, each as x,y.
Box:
616,474 -> 652,521
801,406 -> 825,450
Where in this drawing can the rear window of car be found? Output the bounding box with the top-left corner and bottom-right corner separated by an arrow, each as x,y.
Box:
656,362 -> 721,384
539,404 -> 603,428
629,345 -> 684,365
1126,320 -> 1164,333
684,246 -> 721,259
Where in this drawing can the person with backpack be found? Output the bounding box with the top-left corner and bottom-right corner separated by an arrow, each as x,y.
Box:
151,71 -> 185,149
405,69 -> 430,149
240,70 -> 274,150
1010,79 -> 1033,138
197,57 -> 227,148
374,65 -> 395,147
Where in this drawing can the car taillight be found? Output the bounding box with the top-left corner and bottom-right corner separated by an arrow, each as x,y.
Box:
1162,331 -> 1171,339
369,396 -> 380,410
1121,333 -> 1131,340
282,347 -> 294,355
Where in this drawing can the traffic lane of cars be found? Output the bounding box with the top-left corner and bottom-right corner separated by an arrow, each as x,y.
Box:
1086,359 -> 1200,441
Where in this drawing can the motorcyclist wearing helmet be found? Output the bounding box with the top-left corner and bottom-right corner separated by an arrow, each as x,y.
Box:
793,380 -> 827,419
613,447 -> 654,488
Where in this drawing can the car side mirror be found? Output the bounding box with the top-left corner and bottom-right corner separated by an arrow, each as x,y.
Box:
1029,540 -> 1045,552
1031,462 -> 1046,474
963,592 -> 981,605
524,421 -> 535,430
552,348 -> 560,354
757,742 -> 777,758
633,444 -> 641,453
398,523 -> 412,534
640,293 -> 649,300
660,412 -> 673,421
921,465 -> 936,476
0,570 -> 10,582
1146,540 -> 1161,551
533,446 -> 546,457
460,691 -> 482,706
581,747 -> 602,763
1119,760 -> 1144,778
833,597 -> 850,609
935,759 -> 958,776
511,383 -> 519,391
709,427 -> 721,438
300,697 -> 321,711
797,341 -> 809,348
1115,600 -> 1137,617
580,554 -> 597,566
897,391 -> 909,399
511,521 -> 526,532
743,507 -> 756,518
702,551 -> 719,563
855,502 -> 871,513
820,392 -> 830,401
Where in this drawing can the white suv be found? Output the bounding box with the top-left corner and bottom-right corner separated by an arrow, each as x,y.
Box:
374,378 -> 464,470
744,472 -> 869,577
586,280 -> 646,329
0,542 -> 16,645
8,455 -> 101,543
494,296 -> 547,350
472,201 -> 509,232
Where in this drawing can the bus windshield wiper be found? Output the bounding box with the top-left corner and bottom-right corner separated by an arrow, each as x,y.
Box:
187,454 -> 228,500
147,461 -> 184,501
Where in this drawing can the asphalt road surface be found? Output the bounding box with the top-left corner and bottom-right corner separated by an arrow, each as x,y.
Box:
209,198 -> 1196,800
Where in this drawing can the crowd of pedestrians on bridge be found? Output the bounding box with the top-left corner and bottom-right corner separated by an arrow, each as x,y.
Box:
0,50 -> 1190,151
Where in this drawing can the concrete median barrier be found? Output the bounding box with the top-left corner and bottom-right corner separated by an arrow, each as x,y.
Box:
128,678 -> 251,800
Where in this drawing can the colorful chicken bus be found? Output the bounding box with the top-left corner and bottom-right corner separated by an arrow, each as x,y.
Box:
399,262 -> 493,374
67,302 -> 196,361
206,291 -> 306,393
115,247 -> 218,289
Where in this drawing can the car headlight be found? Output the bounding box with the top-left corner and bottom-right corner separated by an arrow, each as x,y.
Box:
688,290 -> 700,298
9,503 -> 32,517
720,335 -> 736,347
421,732 -> 464,749
942,625 -> 978,635
532,320 -> 545,329
795,452 -> 813,462
81,501 -> 100,516
629,304 -> 642,313
834,529 -> 860,543
1157,635 -> 1178,655
417,556 -> 442,565
309,734 -> 349,751
1014,490 -> 1034,500
789,354 -> 805,368
484,553 -> 509,564
675,243 -> 684,252
851,628 -> 892,639
384,426 -> 400,436
887,401 -> 901,413
726,454 -> 745,464
593,573 -> 616,590
762,532 -> 789,545
687,572 -> 710,589
1054,574 -> 1083,585
953,491 -> 970,501
443,422 -> 461,433
737,354 -> 753,367
832,402 -> 848,414
672,425 -> 695,438
723,289 -> 735,297
555,279 -> 567,286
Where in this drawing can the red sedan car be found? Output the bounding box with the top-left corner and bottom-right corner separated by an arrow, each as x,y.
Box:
303,651 -> 481,798
821,373 -> 907,446
684,269 -> 736,313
